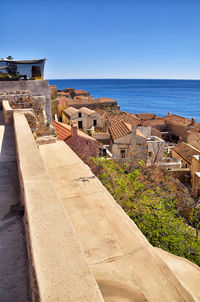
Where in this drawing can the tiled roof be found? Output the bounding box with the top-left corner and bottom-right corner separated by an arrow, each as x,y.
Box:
64,106 -> 79,116
163,114 -> 199,127
105,111 -> 140,126
58,95 -> 116,106
135,113 -> 157,120
61,123 -> 97,141
79,107 -> 96,115
172,141 -> 200,164
108,121 -> 132,140
143,118 -> 166,127
94,108 -> 107,116
95,97 -> 117,104
74,90 -> 89,94
52,120 -> 72,140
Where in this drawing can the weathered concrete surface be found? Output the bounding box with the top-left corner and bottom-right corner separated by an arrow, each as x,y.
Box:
40,140 -> 200,302
156,248 -> 200,301
0,80 -> 52,122
14,112 -> 104,302
0,110 -> 31,301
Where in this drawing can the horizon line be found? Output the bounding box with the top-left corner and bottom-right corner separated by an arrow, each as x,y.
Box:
47,78 -> 200,81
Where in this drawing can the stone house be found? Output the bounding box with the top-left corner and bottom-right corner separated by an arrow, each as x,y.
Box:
108,121 -> 135,162
162,113 -> 200,142
61,106 -> 102,130
57,87 -> 119,120
108,122 -> 165,165
52,120 -> 98,173
187,131 -> 200,150
171,141 -> 200,169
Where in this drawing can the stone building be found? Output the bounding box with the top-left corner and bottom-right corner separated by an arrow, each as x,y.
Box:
162,113 -> 200,142
187,131 -> 200,150
62,106 -> 102,130
57,87 -> 119,120
171,141 -> 200,169
108,122 -> 165,165
52,120 -> 98,173
108,121 -> 135,162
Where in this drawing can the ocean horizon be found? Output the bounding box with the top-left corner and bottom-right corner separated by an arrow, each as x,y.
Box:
49,79 -> 200,122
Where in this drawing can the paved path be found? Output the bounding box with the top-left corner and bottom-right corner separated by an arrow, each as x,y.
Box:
0,111 -> 30,302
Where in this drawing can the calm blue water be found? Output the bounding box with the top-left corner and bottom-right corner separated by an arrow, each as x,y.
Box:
49,79 -> 200,122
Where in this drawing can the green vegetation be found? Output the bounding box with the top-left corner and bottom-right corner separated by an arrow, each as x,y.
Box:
93,158 -> 200,266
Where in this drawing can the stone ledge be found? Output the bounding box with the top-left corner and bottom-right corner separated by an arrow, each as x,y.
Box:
13,112 -> 104,302
3,100 -> 33,124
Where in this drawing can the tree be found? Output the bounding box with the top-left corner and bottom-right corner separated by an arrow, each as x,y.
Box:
93,158 -> 200,266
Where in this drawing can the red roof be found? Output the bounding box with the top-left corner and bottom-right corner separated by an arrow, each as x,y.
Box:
108,121 -> 132,140
52,120 -> 72,140
172,142 -> 200,164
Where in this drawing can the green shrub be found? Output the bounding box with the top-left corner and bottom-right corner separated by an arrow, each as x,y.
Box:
94,158 -> 200,266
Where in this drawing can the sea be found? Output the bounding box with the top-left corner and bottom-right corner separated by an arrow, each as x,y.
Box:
49,79 -> 200,122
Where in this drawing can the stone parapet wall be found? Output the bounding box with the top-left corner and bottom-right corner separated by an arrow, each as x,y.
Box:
0,90 -> 56,137
13,112 -> 104,302
0,80 -> 52,123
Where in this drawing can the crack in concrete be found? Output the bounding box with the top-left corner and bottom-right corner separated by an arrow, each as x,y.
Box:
89,245 -> 148,266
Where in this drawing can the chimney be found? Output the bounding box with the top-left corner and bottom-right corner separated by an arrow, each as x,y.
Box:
191,117 -> 195,125
132,127 -> 136,137
71,121 -> 78,136
168,111 -> 170,116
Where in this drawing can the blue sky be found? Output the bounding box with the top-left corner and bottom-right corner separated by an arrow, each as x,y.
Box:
1,0 -> 200,79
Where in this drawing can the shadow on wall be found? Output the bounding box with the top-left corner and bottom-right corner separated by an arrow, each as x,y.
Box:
97,279 -> 147,302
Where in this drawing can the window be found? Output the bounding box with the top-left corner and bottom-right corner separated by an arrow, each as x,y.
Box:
93,119 -> 97,126
78,112 -> 82,118
121,149 -> 126,158
148,151 -> 152,157
78,121 -> 83,129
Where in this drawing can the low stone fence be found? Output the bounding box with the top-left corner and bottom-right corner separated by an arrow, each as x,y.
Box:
3,100 -> 33,124
13,112 -> 104,302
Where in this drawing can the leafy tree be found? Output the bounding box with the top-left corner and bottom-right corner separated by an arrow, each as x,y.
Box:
94,158 -> 200,266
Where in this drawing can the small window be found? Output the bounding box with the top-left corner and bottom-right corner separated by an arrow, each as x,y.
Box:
78,112 -> 82,118
93,119 -> 97,126
148,151 -> 152,157
78,121 -> 83,129
121,150 -> 126,158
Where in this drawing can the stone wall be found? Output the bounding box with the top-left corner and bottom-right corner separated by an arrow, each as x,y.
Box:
13,113 -> 104,302
0,90 -> 56,137
0,80 -> 52,122
169,168 -> 191,183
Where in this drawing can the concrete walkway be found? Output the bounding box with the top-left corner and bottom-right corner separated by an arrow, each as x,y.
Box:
0,111 -> 30,301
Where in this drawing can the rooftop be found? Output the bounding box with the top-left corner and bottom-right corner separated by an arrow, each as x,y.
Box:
108,121 -> 132,140
135,113 -> 157,120
52,120 -> 72,140
172,141 -> 200,164
105,111 -> 140,126
64,106 -> 79,116
79,107 -> 96,115
163,114 -> 199,127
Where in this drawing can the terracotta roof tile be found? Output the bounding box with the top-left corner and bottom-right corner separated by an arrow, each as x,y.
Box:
52,120 -> 72,140
108,121 -> 132,140
143,118 -> 166,127
172,141 -> 200,164
105,111 -> 140,126
163,114 -> 200,127
135,113 -> 157,120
